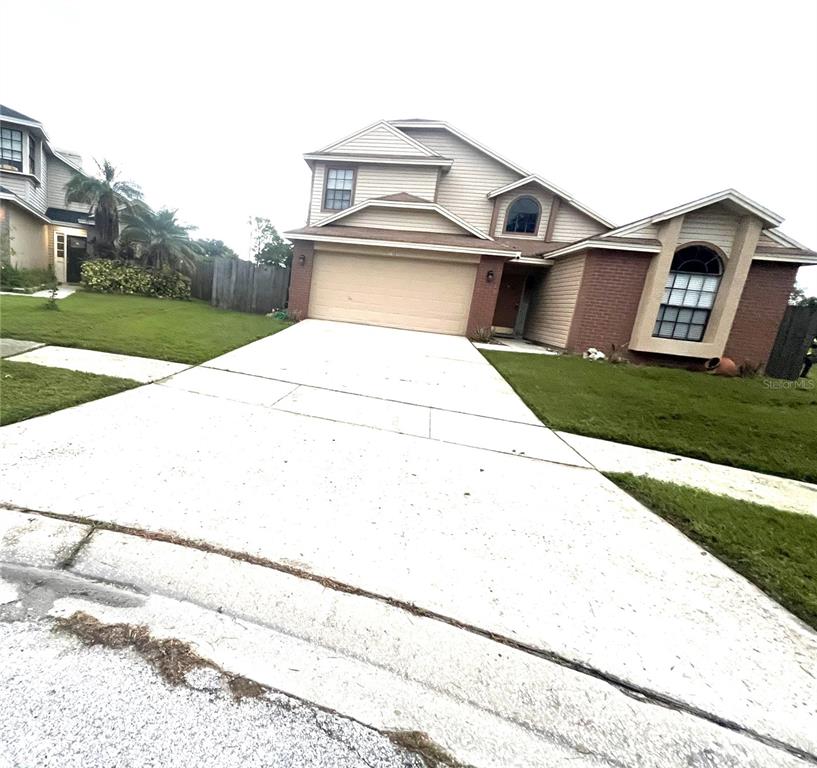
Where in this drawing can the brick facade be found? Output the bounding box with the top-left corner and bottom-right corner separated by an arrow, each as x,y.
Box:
287,240 -> 315,320
565,249 -> 651,354
466,255 -> 506,337
724,260 -> 798,366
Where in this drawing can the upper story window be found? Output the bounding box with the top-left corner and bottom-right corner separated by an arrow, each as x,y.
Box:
28,136 -> 37,176
1,128 -> 23,172
323,168 -> 355,210
504,195 -> 540,234
653,245 -> 723,342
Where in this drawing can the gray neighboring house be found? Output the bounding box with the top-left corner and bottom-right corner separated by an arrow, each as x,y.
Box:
0,104 -> 94,282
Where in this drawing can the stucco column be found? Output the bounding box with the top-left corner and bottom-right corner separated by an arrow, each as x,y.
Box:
629,216 -> 684,350
287,240 -> 314,320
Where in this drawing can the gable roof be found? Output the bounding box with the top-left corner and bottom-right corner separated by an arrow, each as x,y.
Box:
609,189 -> 784,237
0,105 -> 40,123
542,188 -> 816,263
315,120 -> 441,158
488,175 -> 613,228
389,119 -> 612,228
314,196 -> 492,239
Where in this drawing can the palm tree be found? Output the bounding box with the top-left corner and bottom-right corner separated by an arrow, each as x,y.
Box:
120,205 -> 202,274
64,160 -> 142,258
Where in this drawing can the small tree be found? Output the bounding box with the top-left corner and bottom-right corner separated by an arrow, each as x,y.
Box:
789,285 -> 817,308
64,160 -> 142,259
195,238 -> 239,261
120,205 -> 202,275
249,217 -> 292,267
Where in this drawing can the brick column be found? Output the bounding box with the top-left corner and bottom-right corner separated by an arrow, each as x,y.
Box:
287,240 -> 314,320
466,255 -> 505,338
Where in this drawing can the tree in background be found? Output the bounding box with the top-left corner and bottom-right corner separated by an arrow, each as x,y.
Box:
195,238 -> 239,261
789,285 -> 817,308
249,217 -> 292,267
120,205 -> 202,274
64,160 -> 142,258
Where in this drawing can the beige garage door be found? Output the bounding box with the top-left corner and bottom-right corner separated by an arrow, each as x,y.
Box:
308,251 -> 478,335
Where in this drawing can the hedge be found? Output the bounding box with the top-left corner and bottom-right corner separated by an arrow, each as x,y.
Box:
81,260 -> 191,300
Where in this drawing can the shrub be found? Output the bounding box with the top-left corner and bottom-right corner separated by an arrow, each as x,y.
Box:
0,264 -> 56,289
81,260 -> 191,300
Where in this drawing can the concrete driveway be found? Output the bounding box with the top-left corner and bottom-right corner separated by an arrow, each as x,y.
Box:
1,319 -> 815,764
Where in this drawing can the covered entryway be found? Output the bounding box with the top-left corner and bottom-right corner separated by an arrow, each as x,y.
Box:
308,249 -> 478,335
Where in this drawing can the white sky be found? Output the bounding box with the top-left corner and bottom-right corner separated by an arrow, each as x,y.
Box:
4,0 -> 816,292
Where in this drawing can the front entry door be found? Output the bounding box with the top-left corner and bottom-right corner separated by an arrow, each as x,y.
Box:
492,272 -> 527,330
66,236 -> 87,283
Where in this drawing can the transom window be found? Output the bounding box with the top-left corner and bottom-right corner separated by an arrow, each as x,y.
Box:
653,245 -> 723,342
504,196 -> 540,234
1,128 -> 23,172
324,168 -> 355,210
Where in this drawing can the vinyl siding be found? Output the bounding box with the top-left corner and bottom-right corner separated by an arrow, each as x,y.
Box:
757,231 -> 785,247
336,206 -> 465,234
678,205 -> 739,254
325,123 -> 430,157
309,162 -> 438,225
3,202 -> 49,269
46,155 -> 88,213
494,186 -> 554,239
400,128 -> 520,233
550,203 -> 606,243
524,255 -> 585,348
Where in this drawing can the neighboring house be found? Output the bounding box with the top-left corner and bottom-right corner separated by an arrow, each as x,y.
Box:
0,105 -> 93,283
285,120 -> 817,366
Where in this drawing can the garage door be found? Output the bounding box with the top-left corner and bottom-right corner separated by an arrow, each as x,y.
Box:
308,251 -> 478,335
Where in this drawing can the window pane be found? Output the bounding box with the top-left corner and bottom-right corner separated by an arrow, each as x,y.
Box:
698,291 -> 715,309
663,307 -> 679,321
687,275 -> 704,290
661,289 -> 670,303
689,324 -> 705,341
703,276 -> 720,292
682,290 -> 700,307
692,309 -> 708,324
677,309 -> 693,323
659,322 -> 675,337
669,289 -> 685,304
672,323 -> 690,339
673,273 -> 690,289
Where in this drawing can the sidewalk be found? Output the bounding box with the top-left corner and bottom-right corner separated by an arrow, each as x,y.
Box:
2,340 -> 188,383
558,431 -> 817,518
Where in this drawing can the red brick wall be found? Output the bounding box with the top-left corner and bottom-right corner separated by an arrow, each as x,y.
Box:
287,240 -> 315,320
566,249 -> 651,354
724,260 -> 798,366
467,256 -> 505,337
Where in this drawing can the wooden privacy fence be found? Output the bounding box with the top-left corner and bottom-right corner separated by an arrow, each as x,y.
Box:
766,305 -> 817,380
191,258 -> 290,314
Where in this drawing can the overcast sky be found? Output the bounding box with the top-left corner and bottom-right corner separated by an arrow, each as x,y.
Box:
4,0 -> 816,292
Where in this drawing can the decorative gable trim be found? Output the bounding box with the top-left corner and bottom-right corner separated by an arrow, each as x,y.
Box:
488,175 -> 613,228
314,198 -> 492,240
316,120 -> 441,158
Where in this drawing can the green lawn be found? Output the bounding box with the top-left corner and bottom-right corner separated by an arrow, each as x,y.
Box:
0,359 -> 138,425
483,352 -> 817,483
608,473 -> 817,631
0,292 -> 289,364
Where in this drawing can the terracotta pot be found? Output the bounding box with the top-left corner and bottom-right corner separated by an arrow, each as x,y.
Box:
705,356 -> 738,377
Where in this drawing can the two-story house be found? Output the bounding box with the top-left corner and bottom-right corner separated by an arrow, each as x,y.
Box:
285,120 -> 817,367
0,105 -> 93,283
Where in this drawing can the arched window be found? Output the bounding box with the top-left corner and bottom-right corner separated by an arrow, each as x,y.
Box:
504,196 -> 540,234
653,245 -> 723,342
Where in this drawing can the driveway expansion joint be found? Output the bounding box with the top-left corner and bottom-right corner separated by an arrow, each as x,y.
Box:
3,501 -> 814,765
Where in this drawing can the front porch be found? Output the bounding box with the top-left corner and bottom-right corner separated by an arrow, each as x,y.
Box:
491,260 -> 547,338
